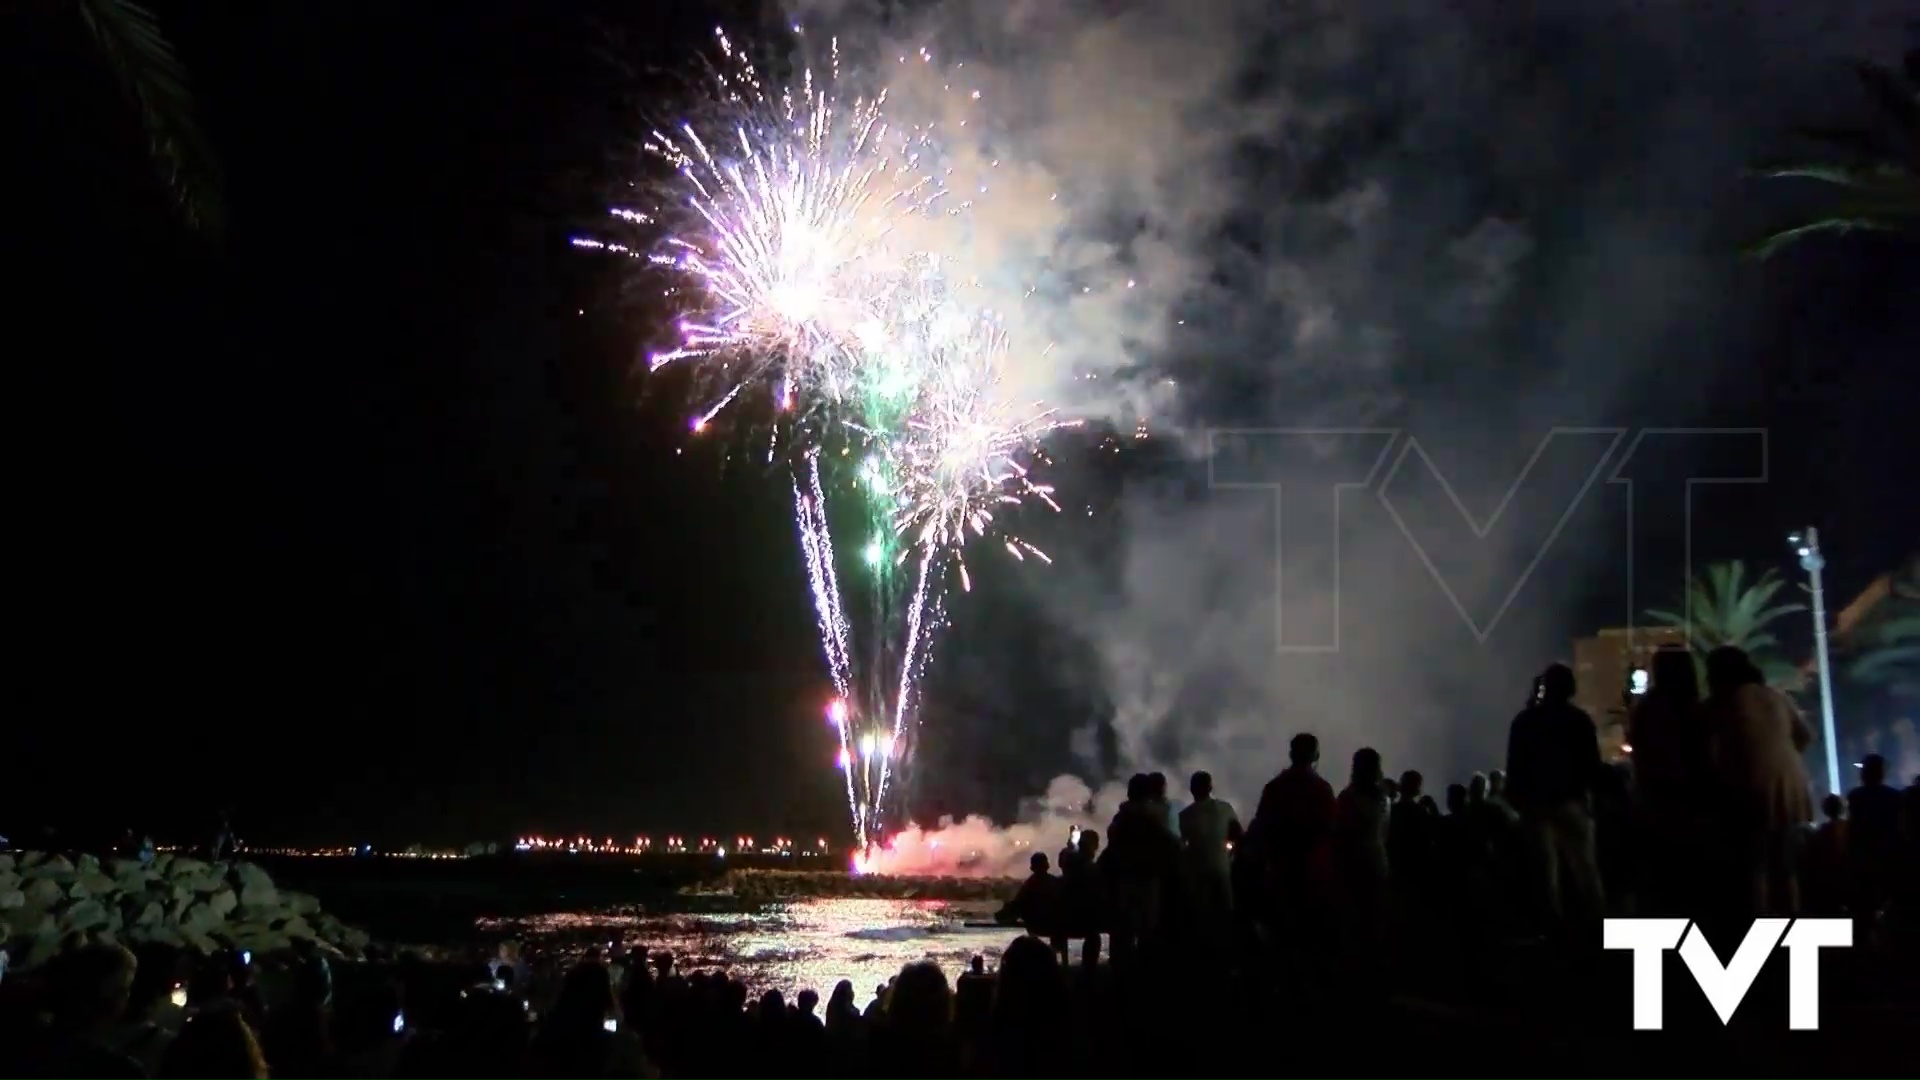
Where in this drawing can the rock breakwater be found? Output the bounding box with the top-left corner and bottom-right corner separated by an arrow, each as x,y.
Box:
0,850 -> 369,970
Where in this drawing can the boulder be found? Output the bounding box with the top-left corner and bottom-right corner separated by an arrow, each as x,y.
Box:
58,898 -> 110,932
0,887 -> 24,910
75,853 -> 102,877
167,856 -> 208,878
228,923 -> 293,955
232,862 -> 277,905
9,908 -> 51,937
0,853 -> 15,872
33,854 -> 75,879
68,872 -> 116,901
283,891 -> 321,916
180,900 -> 222,934
23,877 -> 63,908
107,858 -> 150,883
20,932 -> 63,969
125,924 -> 184,948
0,870 -> 18,892
131,900 -> 165,927
206,887 -> 238,920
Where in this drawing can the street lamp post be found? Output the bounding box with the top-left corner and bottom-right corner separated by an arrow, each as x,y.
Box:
1791,527 -> 1842,796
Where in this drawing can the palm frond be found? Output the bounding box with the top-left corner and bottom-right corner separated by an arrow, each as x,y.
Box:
74,0 -> 221,234
1744,601 -> 1809,630
1746,215 -> 1910,260
1842,611 -> 1920,697
1748,54 -> 1920,261
1749,161 -> 1916,192
1645,561 -> 1805,678
1644,607 -> 1690,629
1850,644 -> 1920,681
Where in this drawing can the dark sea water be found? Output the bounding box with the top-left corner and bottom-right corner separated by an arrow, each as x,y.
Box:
477,896 -> 1013,998
258,857 -> 1016,998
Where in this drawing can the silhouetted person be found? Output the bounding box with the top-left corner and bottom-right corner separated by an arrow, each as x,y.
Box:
263,954 -> 334,1077
1487,770 -> 1515,814
1805,793 -> 1850,915
875,961 -> 957,1078
1388,769 -> 1437,888
1627,645 -> 1705,913
1102,773 -> 1179,971
159,1007 -> 269,1079
1178,770 -> 1242,948
996,852 -> 1064,933
1505,663 -> 1604,934
1243,733 -> 1337,934
1439,782 -> 1485,867
1436,782 -> 1490,933
824,980 -> 859,1036
1148,771 -> 1176,831
12,943 -> 145,1077
209,810 -> 234,863
1703,645 -> 1812,917
1334,747 -> 1392,979
986,934 -> 1074,1075
529,962 -> 653,1078
1847,753 -> 1902,924
111,943 -> 182,1074
1057,828 -> 1104,969
954,957 -> 993,1043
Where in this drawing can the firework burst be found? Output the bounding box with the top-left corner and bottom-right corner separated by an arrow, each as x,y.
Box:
625,30 -> 965,428
580,28 -> 1073,853
893,318 -> 1080,593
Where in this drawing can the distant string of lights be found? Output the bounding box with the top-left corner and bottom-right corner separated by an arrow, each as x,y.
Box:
153,838 -> 846,861
514,835 -> 835,858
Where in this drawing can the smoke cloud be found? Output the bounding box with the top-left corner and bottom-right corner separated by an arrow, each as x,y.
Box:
771,0 -> 1910,875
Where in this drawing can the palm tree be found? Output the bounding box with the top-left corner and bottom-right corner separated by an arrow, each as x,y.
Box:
1646,561 -> 1807,689
65,0 -> 222,233
1845,612 -> 1920,701
1747,49 -> 1919,260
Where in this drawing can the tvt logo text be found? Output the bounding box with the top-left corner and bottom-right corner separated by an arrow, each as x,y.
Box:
1603,917 -> 1852,1030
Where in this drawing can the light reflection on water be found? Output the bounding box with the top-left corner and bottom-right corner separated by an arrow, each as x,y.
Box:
475,897 -> 1014,999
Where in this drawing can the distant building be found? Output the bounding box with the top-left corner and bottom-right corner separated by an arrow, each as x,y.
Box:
1572,626 -> 1687,761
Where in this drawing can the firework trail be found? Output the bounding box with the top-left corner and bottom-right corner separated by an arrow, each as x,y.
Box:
578,28 -> 1070,853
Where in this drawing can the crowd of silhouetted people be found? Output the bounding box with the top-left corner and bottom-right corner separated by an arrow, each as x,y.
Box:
4,644 -> 1917,1077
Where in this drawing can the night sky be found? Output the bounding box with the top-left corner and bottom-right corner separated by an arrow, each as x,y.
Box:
7,1 -> 1916,847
